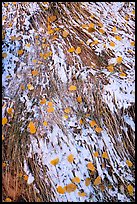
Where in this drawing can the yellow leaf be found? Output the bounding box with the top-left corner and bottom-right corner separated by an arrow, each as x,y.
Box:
75,47 -> 81,54
47,107 -> 54,113
107,64 -> 114,72
40,98 -> 46,105
89,23 -> 94,28
115,35 -> 122,41
5,198 -> 12,202
89,120 -> 97,127
110,41 -> 115,47
72,177 -> 81,183
69,85 -> 77,91
12,2 -> 17,5
93,151 -> 99,157
64,114 -> 69,119
24,175 -> 28,181
18,172 -> 23,178
4,3 -> 9,7
48,101 -> 53,107
27,84 -> 34,90
2,53 -> 7,58
67,154 -> 74,163
126,160 -> 133,167
94,176 -> 101,185
78,192 -> 87,197
10,36 -> 16,41
87,162 -> 95,171
119,72 -> 127,77
32,59 -> 37,63
50,158 -> 59,166
57,186 -> 66,194
43,121 -> 48,126
2,117 -> 8,125
130,41 -> 135,46
127,184 -> 134,196
90,40 -> 98,46
28,122 -> 36,134
17,49 -> 24,55
85,178 -> 91,186
62,30 -> 69,37
99,28 -> 105,34
68,47 -> 75,53
32,70 -> 38,76
95,126 -> 102,133
131,10 -> 135,15
65,183 -> 77,193
7,108 -> 13,115
25,43 -> 31,48
47,29 -> 54,35
64,108 -> 71,114
77,96 -> 82,103
112,26 -> 117,32
102,151 -> 109,159
116,56 -> 123,64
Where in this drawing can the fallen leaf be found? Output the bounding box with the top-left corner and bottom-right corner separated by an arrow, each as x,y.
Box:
85,178 -> 91,186
94,176 -> 101,185
87,162 -> 95,171
65,183 -> 77,193
116,56 -> 123,64
119,72 -> 127,77
32,59 -> 37,63
2,52 -> 7,58
24,175 -> 28,181
47,101 -> 53,107
43,121 -> 48,126
107,64 -> 114,72
79,119 -> 83,125
89,120 -> 97,127
64,108 -> 71,114
78,192 -> 87,197
72,177 -> 81,183
112,26 -> 117,32
95,126 -> 102,133
82,24 -> 88,29
48,15 -> 57,23
25,43 -> 31,48
88,27 -> 96,33
102,151 -> 109,159
5,198 -> 12,202
32,70 -> 38,76
115,35 -> 122,41
77,96 -> 82,103
47,107 -> 54,113
99,28 -> 105,34
62,30 -> 69,38
110,41 -> 115,47
75,47 -> 81,54
2,162 -> 7,168
2,135 -> 5,141
126,160 -> 133,167
40,98 -> 46,105
17,49 -> 24,55
93,151 -> 99,157
7,108 -> 13,115
68,47 -> 75,53
57,186 -> 66,194
2,117 -> 8,125
67,154 -> 74,163
28,122 -> 36,134
89,23 -> 94,28
130,41 -> 135,46
64,114 -> 69,119
27,84 -> 34,90
50,158 -> 59,166
127,184 -> 134,196
69,85 -> 77,91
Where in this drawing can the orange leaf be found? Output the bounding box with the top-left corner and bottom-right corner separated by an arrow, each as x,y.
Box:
93,151 -> 99,157
112,26 -> 117,33
25,43 -> 31,48
72,177 -> 81,183
85,177 -> 91,186
87,162 -> 95,171
99,28 -> 105,34
89,23 -> 94,28
68,47 -> 75,53
57,186 -> 66,194
7,108 -> 13,115
43,121 -> 48,126
75,47 -> 81,54
49,15 -> 57,23
40,98 -> 46,105
77,96 -> 82,103
62,30 -> 69,38
88,27 -> 96,33
79,119 -> 83,125
47,107 -> 54,113
17,49 -> 24,55
64,108 -> 71,114
28,122 -> 36,134
127,184 -> 134,196
65,183 -> 77,193
130,41 -> 135,46
119,72 -> 127,77
89,120 -> 97,127
95,126 -> 102,133
24,175 -> 28,181
27,84 -> 34,90
81,24 -> 88,29
115,35 -> 122,41
126,160 -> 133,167
67,154 -> 74,163
50,158 -> 59,166
102,151 -> 109,159
32,70 -> 38,76
110,41 -> 115,47
116,56 -> 122,64
2,135 -> 5,141
5,198 -> 12,202
69,85 -> 77,91
78,192 -> 87,197
94,176 -> 101,185
47,101 -> 53,107
2,117 -> 8,125
107,65 -> 114,72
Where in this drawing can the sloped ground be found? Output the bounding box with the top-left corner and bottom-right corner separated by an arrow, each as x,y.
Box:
2,2 -> 135,202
